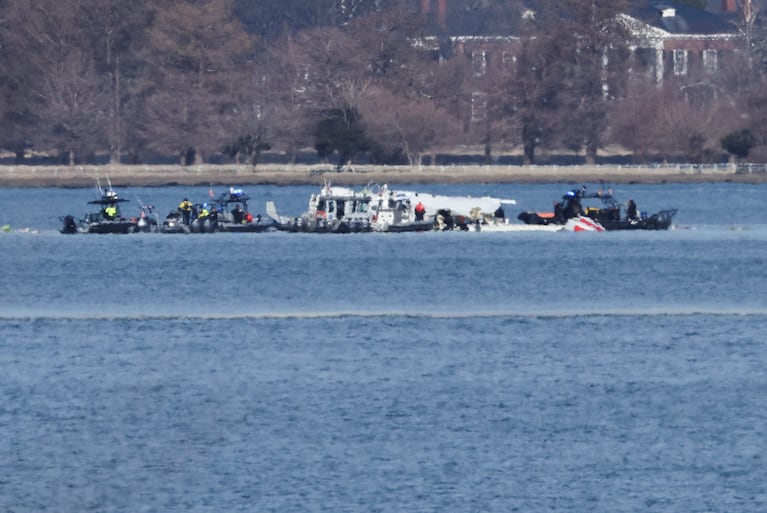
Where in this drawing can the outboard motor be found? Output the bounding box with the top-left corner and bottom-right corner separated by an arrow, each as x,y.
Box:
61,215 -> 77,234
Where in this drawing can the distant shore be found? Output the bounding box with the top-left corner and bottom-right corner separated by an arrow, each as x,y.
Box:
1,163 -> 766,187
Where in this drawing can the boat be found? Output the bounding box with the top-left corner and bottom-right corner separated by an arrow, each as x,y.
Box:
368,185 -> 434,232
210,188 -> 275,233
368,185 -> 519,232
60,181 -> 159,234
268,184 -> 373,233
160,188 -> 274,234
517,186 -> 676,231
160,210 -> 190,234
268,183 -> 525,234
408,190 -> 517,232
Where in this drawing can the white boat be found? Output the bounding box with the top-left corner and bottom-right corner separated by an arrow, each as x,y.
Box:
371,185 -> 517,231
269,183 -> 584,234
269,184 -> 373,233
384,189 -> 515,218
367,185 -> 435,232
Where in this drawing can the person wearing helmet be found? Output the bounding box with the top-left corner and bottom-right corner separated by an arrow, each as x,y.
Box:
178,198 -> 193,224
562,189 -> 583,220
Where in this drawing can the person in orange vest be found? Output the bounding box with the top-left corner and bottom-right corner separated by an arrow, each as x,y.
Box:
414,201 -> 426,221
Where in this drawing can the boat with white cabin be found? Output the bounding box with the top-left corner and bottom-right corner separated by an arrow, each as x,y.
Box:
268,184 -> 373,233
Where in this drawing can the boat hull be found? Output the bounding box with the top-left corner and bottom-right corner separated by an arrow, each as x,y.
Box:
65,219 -> 155,234
471,220 -> 563,232
216,221 -> 275,233
518,209 -> 676,231
594,209 -> 677,231
274,218 -> 372,233
375,221 -> 434,233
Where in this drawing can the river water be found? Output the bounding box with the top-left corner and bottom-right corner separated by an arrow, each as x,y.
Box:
1,182 -> 766,512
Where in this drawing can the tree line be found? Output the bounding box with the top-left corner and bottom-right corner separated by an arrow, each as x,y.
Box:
1,0 -> 767,167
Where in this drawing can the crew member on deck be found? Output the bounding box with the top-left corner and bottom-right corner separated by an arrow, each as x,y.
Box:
232,205 -> 244,224
562,190 -> 583,219
626,199 -> 639,221
179,198 -> 193,224
104,204 -> 118,220
415,201 -> 426,221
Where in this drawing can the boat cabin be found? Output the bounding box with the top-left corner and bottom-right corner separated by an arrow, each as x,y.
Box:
309,187 -> 371,222
86,190 -> 129,222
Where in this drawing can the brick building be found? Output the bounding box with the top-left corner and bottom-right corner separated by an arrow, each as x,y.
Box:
418,0 -> 743,84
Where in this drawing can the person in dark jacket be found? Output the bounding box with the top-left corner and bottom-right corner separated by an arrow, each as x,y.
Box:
626,199 -> 639,221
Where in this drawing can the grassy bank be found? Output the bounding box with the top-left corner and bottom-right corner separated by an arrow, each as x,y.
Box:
1,163 -> 765,187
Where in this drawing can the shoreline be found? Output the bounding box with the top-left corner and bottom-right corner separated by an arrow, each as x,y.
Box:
2,163 -> 766,187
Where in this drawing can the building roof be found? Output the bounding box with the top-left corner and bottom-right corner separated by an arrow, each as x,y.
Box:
424,0 -> 739,38
629,0 -> 737,34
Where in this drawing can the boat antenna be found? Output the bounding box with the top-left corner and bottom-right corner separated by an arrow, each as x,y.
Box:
139,196 -> 154,214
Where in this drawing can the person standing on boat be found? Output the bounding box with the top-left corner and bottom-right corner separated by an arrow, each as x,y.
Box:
415,201 -> 426,221
232,204 -> 244,224
626,199 -> 639,221
178,198 -> 193,224
562,190 -> 583,219
104,204 -> 118,220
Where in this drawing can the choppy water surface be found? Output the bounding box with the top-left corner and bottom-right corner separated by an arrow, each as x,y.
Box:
1,183 -> 766,512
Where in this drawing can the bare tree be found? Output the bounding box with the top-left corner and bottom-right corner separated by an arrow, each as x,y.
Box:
502,9 -> 572,165
548,0 -> 631,164
224,61 -> 274,168
142,0 -> 254,164
260,9 -> 429,165
234,0 -> 394,40
1,0 -> 110,164
358,85 -> 456,165
348,6 -> 465,163
80,0 -> 153,163
257,27 -> 364,162
611,81 -> 732,163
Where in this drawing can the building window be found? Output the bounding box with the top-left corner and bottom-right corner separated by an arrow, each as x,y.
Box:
673,49 -> 688,76
702,49 -> 718,73
501,51 -> 516,68
471,91 -> 487,122
472,50 -> 487,76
